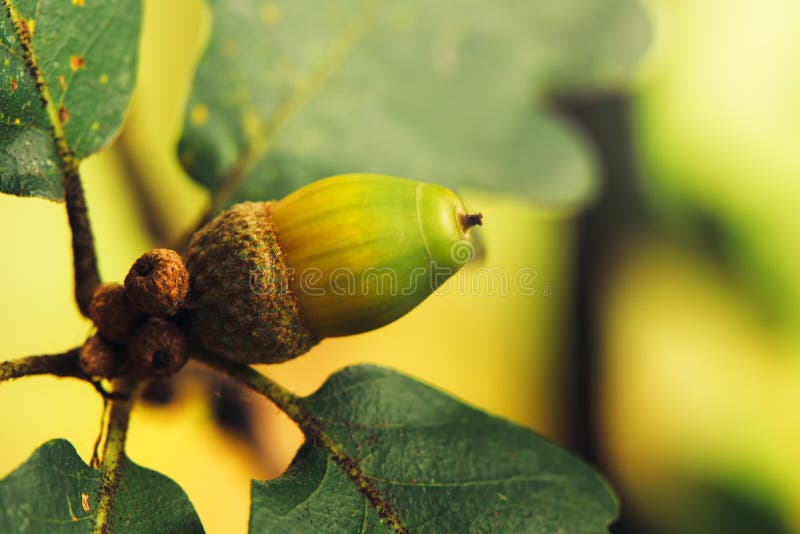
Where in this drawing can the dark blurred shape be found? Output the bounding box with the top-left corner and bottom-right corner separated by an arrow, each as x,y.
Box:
553,91 -> 652,533
140,377 -> 177,405
209,377 -> 255,442
552,90 -> 644,446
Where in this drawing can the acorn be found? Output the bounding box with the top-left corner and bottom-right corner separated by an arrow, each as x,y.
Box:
124,248 -> 190,317
127,318 -> 190,378
87,283 -> 144,343
79,334 -> 122,379
184,174 -> 482,364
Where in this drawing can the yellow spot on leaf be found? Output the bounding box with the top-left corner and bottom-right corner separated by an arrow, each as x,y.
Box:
191,104 -> 208,126
261,3 -> 281,26
70,56 -> 86,70
4,58 -> 9,67
22,19 -> 35,37
59,106 -> 69,124
72,0 -> 86,6
14,118 -> 20,125
81,493 -> 90,512
99,73 -> 108,84
59,74 -> 66,89
90,121 -> 100,131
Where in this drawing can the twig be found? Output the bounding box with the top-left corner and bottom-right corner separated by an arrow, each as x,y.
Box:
117,130 -> 173,246
93,380 -> 140,534
63,165 -> 102,316
0,349 -> 84,382
191,350 -> 303,424
173,211 -> 210,256
192,349 -> 407,533
1,0 -> 102,316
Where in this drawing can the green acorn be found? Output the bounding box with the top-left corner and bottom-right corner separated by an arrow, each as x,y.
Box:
184,174 -> 481,363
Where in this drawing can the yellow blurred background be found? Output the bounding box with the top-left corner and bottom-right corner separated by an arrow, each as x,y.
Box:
3,0 -> 800,532
601,0 -> 800,532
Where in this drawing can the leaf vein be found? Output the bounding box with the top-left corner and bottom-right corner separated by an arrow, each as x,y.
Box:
307,375 -> 396,403
207,0 -> 385,214
366,473 -> 566,488
0,39 -> 23,61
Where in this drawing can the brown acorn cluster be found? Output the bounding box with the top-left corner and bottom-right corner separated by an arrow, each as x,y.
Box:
80,249 -> 191,380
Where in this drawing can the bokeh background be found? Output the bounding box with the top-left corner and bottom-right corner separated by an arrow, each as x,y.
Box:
2,0 -> 799,532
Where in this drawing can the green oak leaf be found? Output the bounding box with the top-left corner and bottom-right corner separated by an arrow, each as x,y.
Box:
250,365 -> 617,533
0,439 -> 204,533
179,0 -> 649,209
0,0 -> 141,199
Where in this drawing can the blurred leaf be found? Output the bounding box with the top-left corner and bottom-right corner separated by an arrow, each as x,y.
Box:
250,365 -> 617,532
0,439 -> 203,533
179,0 -> 649,209
0,0 -> 141,200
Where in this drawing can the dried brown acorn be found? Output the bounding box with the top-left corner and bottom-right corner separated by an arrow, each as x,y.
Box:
125,248 -> 190,317
87,283 -> 144,343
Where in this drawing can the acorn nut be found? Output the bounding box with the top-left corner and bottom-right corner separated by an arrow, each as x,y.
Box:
87,283 -> 144,343
79,334 -> 122,379
127,318 -> 189,378
124,248 -> 190,317
184,174 -> 482,364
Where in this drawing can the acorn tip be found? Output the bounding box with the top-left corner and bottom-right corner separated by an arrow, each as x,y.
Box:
460,212 -> 483,230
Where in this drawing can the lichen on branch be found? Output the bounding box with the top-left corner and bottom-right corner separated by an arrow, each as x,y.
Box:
0,349 -> 84,382
92,379 -> 141,534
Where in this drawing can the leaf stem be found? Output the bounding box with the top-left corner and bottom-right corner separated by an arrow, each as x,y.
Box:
0,349 -> 84,382
93,379 -> 140,534
192,349 -> 407,533
1,0 -> 102,316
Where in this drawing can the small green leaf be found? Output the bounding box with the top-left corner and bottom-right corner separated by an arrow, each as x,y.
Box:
0,439 -> 203,533
179,0 -> 649,209
0,0 -> 142,199
250,365 -> 617,533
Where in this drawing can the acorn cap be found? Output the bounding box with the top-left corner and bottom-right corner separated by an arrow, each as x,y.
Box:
125,249 -> 190,317
88,283 -> 144,343
183,202 -> 319,363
